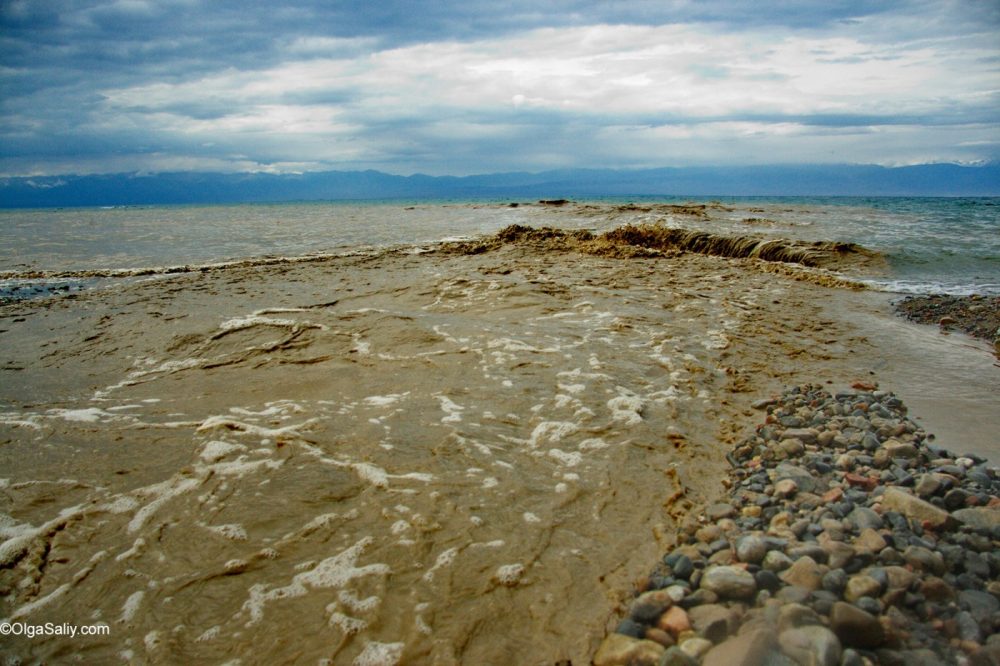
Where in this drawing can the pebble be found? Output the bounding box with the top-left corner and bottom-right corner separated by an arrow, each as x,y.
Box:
734,535 -> 767,564
595,385 -> 1000,666
657,606 -> 692,638
700,566 -> 756,600
593,634 -> 665,666
701,627 -> 774,666
779,625 -> 842,666
830,601 -> 885,648
779,555 -> 825,591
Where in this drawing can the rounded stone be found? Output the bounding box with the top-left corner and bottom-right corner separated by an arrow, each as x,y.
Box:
779,555 -> 825,591
821,569 -> 847,594
678,637 -> 713,660
774,478 -> 799,499
829,601 -> 885,649
754,569 -> 782,593
844,575 -> 882,603
778,625 -> 842,666
657,605 -> 692,638
735,535 -> 768,564
699,565 -> 757,600
670,555 -> 695,580
629,590 -> 674,624
762,550 -> 793,572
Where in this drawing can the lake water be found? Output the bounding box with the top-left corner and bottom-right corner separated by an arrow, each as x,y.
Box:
1,197 -> 998,300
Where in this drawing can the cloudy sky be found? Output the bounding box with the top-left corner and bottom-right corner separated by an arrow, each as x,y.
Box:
1,0 -> 998,177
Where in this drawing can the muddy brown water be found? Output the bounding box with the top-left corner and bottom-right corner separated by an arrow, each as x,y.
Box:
1,222 -> 996,664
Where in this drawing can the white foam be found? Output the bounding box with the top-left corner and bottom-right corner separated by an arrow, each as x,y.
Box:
129,477 -> 201,533
243,537 -> 389,625
353,641 -> 405,666
548,449 -> 583,467
200,440 -> 248,462
557,367 -> 611,381
47,407 -> 110,423
338,589 -> 380,613
487,337 -> 557,354
6,583 -> 72,621
423,547 -> 459,582
218,314 -> 319,332
195,626 -> 221,642
0,413 -> 41,429
526,421 -> 578,449
206,524 -> 248,541
115,538 -> 146,562
330,611 -> 368,636
390,520 -> 410,535
119,591 -> 144,623
578,438 -> 609,451
210,457 -> 282,478
144,630 -> 161,652
196,415 -> 319,441
482,477 -> 499,489
553,394 -> 578,409
523,512 -> 541,523
229,403 -> 303,418
363,393 -> 408,407
649,386 -> 684,402
607,393 -> 644,426
702,329 -> 730,350
352,463 -> 389,489
101,496 -> 140,514
437,396 -> 464,424
494,564 -> 524,586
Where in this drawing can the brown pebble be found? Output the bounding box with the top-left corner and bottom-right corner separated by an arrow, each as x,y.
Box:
657,606 -> 692,639
844,472 -> 878,492
644,627 -> 675,648
822,487 -> 844,503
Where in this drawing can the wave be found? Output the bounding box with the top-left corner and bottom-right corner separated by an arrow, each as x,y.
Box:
442,223 -> 881,270
0,251 -> 374,282
1,222 -> 880,305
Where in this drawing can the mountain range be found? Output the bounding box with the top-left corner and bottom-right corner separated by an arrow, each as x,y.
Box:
2,163 -> 998,208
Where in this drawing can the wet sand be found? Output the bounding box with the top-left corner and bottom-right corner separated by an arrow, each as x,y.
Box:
0,213 -> 997,664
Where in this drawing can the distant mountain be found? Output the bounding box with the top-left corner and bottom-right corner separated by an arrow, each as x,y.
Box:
1,163 -> 998,208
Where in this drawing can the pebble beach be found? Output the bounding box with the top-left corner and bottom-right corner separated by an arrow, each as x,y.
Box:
596,384 -> 1000,666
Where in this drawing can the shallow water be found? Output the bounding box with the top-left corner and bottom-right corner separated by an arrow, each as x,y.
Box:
828,291 -> 1000,463
2,197 -> 998,297
1,243 -> 782,663
0,205 -> 997,664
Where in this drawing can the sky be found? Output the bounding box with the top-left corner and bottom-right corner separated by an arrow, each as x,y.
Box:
1,0 -> 998,177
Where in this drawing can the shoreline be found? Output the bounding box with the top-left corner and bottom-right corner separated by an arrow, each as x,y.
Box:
894,295 -> 1000,351
1,221 -> 997,664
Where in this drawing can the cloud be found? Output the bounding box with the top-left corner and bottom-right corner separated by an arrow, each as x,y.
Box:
1,0 -> 998,176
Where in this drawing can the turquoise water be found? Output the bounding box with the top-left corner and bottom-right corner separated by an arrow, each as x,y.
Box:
731,196 -> 1000,295
1,197 -> 998,297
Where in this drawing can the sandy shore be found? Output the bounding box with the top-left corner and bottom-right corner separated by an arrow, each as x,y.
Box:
1,217 -> 997,664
